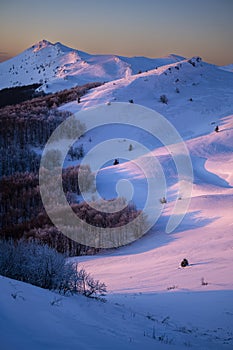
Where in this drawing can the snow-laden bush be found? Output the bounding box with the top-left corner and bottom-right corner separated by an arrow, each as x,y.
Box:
159,95 -> 168,104
0,239 -> 64,289
0,239 -> 106,297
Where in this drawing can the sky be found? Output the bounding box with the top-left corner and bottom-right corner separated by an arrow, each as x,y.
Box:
0,0 -> 233,65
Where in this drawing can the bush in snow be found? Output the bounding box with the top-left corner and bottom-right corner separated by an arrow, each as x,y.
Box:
201,277 -> 208,286
0,239 -> 106,297
181,258 -> 189,267
77,268 -> 107,298
0,239 -> 67,289
160,197 -> 167,204
159,95 -> 168,104
188,57 -> 202,67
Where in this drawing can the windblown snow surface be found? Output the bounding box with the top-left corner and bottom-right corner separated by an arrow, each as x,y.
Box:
0,52 -> 233,350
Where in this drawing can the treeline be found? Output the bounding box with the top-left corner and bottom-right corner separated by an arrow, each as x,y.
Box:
0,82 -> 101,176
0,81 -> 145,256
0,165 -> 94,231
0,167 -> 142,255
0,166 -> 95,255
0,81 -> 102,108
0,110 -> 70,177
0,83 -> 43,108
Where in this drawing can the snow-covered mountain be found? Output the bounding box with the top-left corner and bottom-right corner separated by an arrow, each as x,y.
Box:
0,39 -> 184,93
1,42 -> 233,349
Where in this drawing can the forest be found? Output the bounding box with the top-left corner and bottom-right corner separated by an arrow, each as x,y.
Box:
0,83 -> 143,255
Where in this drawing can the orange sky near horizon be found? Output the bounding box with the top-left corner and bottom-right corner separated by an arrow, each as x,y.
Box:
0,0 -> 233,65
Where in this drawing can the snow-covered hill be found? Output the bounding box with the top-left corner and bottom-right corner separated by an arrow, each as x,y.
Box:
1,45 -> 233,349
59,61 -> 233,295
0,40 -> 184,93
61,56 -> 233,348
60,56 -> 233,141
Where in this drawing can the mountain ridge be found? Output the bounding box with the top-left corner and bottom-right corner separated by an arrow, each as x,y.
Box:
0,40 -> 186,93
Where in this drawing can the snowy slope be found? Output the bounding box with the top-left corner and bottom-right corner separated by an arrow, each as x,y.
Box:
1,274 -> 232,350
61,57 -> 233,348
0,40 -> 184,93
220,64 -> 233,73
1,50 -> 233,349
61,56 -> 233,137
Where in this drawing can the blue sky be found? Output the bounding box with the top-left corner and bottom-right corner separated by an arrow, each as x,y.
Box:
0,0 -> 232,64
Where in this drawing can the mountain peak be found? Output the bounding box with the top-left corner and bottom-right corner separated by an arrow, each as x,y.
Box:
31,39 -> 53,52
0,40 -> 189,93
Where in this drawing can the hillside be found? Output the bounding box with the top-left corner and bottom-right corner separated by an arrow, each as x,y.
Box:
60,56 -> 233,139
58,57 -> 233,293
0,40 -> 184,93
0,47 -> 233,349
61,56 -> 232,348
1,270 -> 232,350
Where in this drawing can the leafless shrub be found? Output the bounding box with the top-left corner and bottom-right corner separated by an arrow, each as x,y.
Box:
159,95 -> 168,104
0,239 -> 106,298
160,197 -> 167,204
201,277 -> 208,286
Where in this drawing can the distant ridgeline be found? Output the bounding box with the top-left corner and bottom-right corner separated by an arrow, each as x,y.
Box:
0,82 -> 143,255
